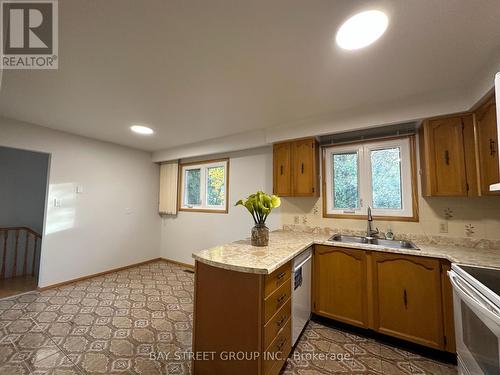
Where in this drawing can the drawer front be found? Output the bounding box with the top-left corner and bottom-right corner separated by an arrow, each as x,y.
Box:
263,318 -> 292,375
264,278 -> 291,323
264,297 -> 291,349
265,262 -> 291,298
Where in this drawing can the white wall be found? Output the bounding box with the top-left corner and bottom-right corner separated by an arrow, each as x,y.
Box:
0,146 -> 49,233
0,117 -> 161,287
160,147 -> 281,265
152,129 -> 267,162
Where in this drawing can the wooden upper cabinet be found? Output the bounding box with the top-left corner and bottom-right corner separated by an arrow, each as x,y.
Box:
273,137 -> 319,197
475,95 -> 500,195
371,253 -> 444,350
292,138 -> 318,196
273,142 -> 292,196
420,114 -> 477,197
313,245 -> 368,328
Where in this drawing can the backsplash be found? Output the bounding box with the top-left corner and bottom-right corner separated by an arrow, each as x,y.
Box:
280,195 -> 500,242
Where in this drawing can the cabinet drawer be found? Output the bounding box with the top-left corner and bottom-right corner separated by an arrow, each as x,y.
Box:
263,318 -> 291,375
265,262 -> 291,298
264,278 -> 291,323
263,297 -> 291,349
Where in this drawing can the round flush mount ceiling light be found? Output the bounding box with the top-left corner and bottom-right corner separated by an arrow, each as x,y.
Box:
130,125 -> 154,135
336,10 -> 388,50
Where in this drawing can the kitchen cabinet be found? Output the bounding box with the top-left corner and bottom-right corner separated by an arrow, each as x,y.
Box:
371,253 -> 445,349
193,261 -> 291,375
312,247 -> 454,352
313,245 -> 368,328
475,94 -> 500,195
419,114 -> 478,197
273,142 -> 292,196
273,138 -> 319,197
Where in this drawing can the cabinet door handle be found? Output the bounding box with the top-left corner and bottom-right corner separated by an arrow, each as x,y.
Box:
276,338 -> 286,351
276,271 -> 286,280
444,150 -> 450,165
490,139 -> 496,156
277,294 -> 287,305
403,289 -> 408,309
276,315 -> 287,327
280,165 -> 284,175
301,163 -> 304,174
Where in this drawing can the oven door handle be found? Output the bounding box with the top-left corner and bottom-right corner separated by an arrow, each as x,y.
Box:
448,271 -> 500,323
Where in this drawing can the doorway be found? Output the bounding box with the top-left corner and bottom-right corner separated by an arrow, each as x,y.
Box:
0,146 -> 49,298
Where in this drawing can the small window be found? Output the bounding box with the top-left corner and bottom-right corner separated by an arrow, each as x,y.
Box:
370,147 -> 402,210
179,159 -> 229,213
332,152 -> 359,210
324,136 -> 417,220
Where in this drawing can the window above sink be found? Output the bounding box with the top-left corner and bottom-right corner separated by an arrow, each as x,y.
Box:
323,136 -> 418,222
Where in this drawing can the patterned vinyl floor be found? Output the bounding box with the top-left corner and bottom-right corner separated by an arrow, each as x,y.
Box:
0,261 -> 457,374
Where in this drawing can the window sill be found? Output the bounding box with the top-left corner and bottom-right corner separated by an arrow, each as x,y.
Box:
179,207 -> 228,214
323,213 -> 419,222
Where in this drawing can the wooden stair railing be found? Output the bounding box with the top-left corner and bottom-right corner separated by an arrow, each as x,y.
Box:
0,227 -> 41,279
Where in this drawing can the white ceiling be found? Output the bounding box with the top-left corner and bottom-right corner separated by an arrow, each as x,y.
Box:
1,0 -> 500,152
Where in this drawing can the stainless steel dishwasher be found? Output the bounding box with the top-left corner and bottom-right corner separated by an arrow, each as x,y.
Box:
292,247 -> 312,346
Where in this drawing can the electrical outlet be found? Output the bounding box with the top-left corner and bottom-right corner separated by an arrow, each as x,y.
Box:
439,221 -> 448,233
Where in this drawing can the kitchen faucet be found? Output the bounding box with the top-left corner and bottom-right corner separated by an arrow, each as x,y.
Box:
366,206 -> 379,239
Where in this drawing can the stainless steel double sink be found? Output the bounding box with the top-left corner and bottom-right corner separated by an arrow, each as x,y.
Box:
328,234 -> 419,250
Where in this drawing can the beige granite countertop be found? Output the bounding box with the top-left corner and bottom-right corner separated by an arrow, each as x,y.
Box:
192,230 -> 500,274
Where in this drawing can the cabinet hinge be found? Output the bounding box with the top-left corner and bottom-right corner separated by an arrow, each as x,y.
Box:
466,183 -> 470,192
443,335 -> 447,346
312,187 -> 315,193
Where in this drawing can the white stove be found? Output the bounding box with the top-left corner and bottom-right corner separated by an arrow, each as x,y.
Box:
448,264 -> 500,374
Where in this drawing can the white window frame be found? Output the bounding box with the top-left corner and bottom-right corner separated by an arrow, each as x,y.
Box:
179,159 -> 229,213
324,137 -> 414,219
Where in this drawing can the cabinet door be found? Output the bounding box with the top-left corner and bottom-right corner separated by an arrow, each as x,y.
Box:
426,117 -> 468,196
475,96 -> 500,195
313,245 -> 368,328
372,253 -> 444,349
292,139 -> 317,196
273,143 -> 291,196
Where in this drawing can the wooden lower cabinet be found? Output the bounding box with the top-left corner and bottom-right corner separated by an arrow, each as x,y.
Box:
313,246 -> 368,328
371,253 -> 444,349
313,247 -> 454,352
193,261 -> 292,375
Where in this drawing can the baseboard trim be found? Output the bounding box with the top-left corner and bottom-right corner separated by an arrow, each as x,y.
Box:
37,258 -> 162,291
159,257 -> 195,270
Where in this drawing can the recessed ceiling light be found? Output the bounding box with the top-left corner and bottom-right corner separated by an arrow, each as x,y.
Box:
130,125 -> 154,135
336,10 -> 388,50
